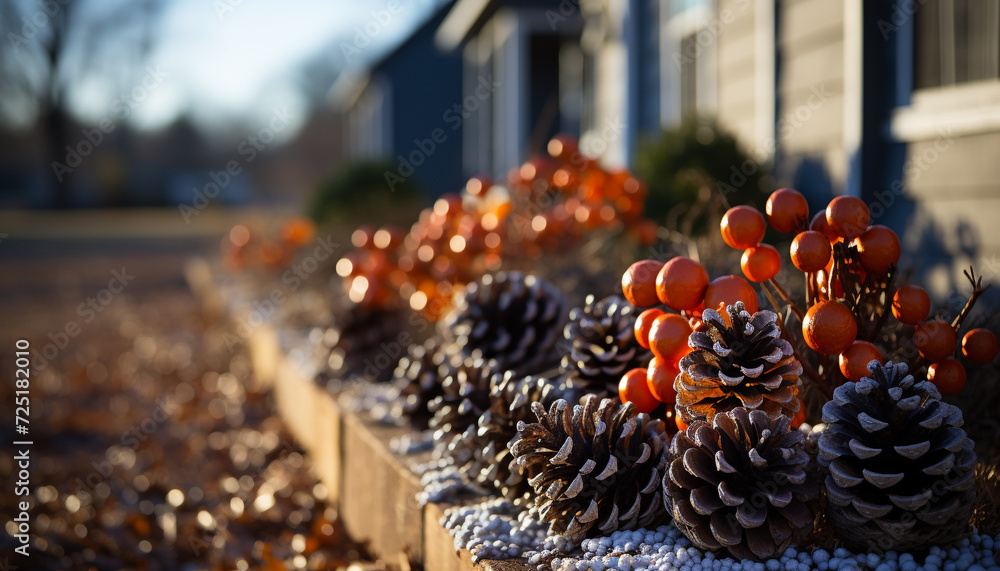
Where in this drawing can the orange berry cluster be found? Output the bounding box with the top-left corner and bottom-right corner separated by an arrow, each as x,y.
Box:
618,255 -> 762,432
223,217 -> 317,274
731,189 -> 996,397
336,134 -> 657,319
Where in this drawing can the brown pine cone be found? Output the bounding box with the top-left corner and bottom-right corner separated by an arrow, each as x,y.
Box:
675,302 -> 801,425
509,395 -> 670,541
663,407 -> 818,560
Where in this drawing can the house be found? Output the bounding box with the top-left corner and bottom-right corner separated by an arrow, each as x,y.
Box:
436,0 -> 1000,303
330,2 -> 465,195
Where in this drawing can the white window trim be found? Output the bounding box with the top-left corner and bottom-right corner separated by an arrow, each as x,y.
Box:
891,79 -> 1000,142
754,0 -> 776,161
658,0 -> 717,127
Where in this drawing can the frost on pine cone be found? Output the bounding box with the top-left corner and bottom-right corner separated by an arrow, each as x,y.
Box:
675,302 -> 802,425
441,272 -> 567,374
427,358 -> 499,437
818,361 -> 977,551
392,339 -> 453,429
561,294 -> 653,395
509,395 -> 670,541
663,407 -> 818,560
322,304 -> 405,383
447,372 -> 582,504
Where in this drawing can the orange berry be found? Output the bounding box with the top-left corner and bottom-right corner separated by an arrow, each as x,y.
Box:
656,257 -> 710,310
621,260 -> 664,308
741,244 -> 781,283
852,225 -> 900,274
619,368 -> 659,414
765,188 -> 809,233
634,308 -> 665,350
962,328 -> 999,364
825,196 -> 870,239
646,357 -> 680,403
838,340 -> 884,382
892,285 -> 931,325
915,319 -> 957,362
928,358 -> 967,397
675,414 -> 689,433
704,275 -> 758,314
808,211 -> 836,244
720,205 -> 766,250
352,225 -> 376,249
802,300 -> 857,355
547,133 -> 579,161
790,230 -> 832,273
790,399 -> 807,429
648,313 -> 694,363
465,175 -> 492,196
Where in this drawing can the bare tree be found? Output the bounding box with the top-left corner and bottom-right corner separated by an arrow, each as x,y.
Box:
0,0 -> 165,207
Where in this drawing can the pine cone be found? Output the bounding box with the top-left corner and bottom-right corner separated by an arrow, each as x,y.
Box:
663,407 -> 818,560
560,295 -> 653,395
392,339 -> 453,429
427,358 -> 498,437
509,395 -> 670,541
447,372 -> 582,503
818,361 -> 977,552
441,272 -> 567,374
675,302 -> 801,425
323,304 -> 405,383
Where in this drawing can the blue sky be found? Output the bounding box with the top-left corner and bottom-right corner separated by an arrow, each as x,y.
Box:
63,0 -> 443,133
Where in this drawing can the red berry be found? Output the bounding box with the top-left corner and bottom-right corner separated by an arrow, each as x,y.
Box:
928,358 -> 967,397
675,414 -> 689,433
720,205 -> 766,250
852,225 -> 900,274
646,357 -> 680,403
622,260 -> 663,308
825,196 -> 870,239
619,368 -> 659,413
634,308 -> 665,350
741,244 -> 781,283
790,231 -> 832,273
765,188 -> 809,233
704,275 -> 758,314
656,257 -> 709,310
914,320 -> 957,362
962,328 -> 999,364
648,313 -> 693,363
892,285 -> 931,325
802,300 -> 857,355
838,340 -> 883,382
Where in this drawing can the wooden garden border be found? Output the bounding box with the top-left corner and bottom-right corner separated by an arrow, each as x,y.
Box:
184,258 -> 528,570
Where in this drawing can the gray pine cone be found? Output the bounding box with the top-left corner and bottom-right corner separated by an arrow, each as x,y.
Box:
560,294 -> 653,395
818,361 -> 977,552
440,272 -> 567,374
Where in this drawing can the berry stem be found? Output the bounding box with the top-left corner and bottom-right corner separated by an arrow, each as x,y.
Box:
763,286 -> 831,399
767,278 -> 805,321
951,266 -> 991,333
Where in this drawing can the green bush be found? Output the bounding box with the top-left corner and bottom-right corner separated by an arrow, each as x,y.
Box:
635,117 -> 772,226
309,160 -> 424,224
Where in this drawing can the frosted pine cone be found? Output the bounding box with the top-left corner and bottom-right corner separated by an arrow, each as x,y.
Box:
675,302 -> 801,425
441,272 -> 567,374
818,361 -> 977,551
663,407 -> 818,560
561,294 -> 653,395
509,395 -> 670,541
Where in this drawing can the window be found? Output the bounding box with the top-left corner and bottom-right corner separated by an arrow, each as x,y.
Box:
914,0 -> 1000,89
